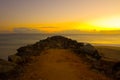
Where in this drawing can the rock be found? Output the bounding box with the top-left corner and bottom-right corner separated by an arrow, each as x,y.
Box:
81,43 -> 101,60
112,62 -> 120,79
0,59 -> 16,73
82,43 -> 96,54
92,60 -> 114,74
8,55 -> 23,64
14,36 -> 101,62
0,59 -> 16,79
16,45 -> 39,57
114,71 -> 120,80
113,62 -> 120,73
1,35 -> 119,79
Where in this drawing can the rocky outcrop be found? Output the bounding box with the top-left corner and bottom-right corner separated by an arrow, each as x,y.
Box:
0,36 -> 120,80
0,59 -> 17,79
112,62 -> 120,79
91,60 -> 120,80
8,55 -> 23,64
14,36 -> 101,61
80,43 -> 101,60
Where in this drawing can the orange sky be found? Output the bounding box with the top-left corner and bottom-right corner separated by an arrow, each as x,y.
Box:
0,0 -> 120,33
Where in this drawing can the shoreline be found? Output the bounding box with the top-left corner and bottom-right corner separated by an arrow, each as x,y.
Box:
0,36 -> 120,80
1,45 -> 120,61
95,46 -> 120,62
0,33 -> 120,59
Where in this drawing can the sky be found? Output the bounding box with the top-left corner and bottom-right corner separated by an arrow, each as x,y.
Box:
0,0 -> 120,33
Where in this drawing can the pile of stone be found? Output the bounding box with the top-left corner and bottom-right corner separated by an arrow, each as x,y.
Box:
14,36 -> 101,62
0,36 -> 120,80
0,59 -> 16,79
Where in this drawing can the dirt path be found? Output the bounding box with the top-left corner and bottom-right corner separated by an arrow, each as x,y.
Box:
16,49 -> 111,80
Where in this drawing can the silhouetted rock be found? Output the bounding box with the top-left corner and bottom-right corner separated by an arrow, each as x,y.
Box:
12,36 -> 101,62
79,43 -> 101,60
1,35 -> 119,80
0,59 -> 16,79
8,55 -> 23,64
17,45 -> 35,56
112,62 -> 120,79
92,60 -> 114,73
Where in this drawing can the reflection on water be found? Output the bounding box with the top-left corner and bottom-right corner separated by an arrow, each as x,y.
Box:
64,34 -> 120,46
0,34 -> 120,59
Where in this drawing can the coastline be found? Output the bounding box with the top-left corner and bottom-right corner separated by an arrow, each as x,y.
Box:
0,36 -> 120,80
0,33 -> 120,60
96,46 -> 120,62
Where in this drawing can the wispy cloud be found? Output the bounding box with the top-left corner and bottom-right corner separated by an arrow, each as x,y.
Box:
13,27 -> 44,33
38,26 -> 57,29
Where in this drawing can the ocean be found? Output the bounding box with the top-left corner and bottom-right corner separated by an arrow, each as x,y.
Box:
0,34 -> 120,60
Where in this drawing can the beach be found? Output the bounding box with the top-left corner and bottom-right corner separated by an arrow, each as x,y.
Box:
96,46 -> 120,61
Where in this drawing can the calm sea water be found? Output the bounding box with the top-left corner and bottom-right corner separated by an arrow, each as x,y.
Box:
0,34 -> 120,59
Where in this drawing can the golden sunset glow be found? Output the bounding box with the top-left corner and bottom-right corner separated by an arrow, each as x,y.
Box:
0,0 -> 120,33
89,16 -> 120,30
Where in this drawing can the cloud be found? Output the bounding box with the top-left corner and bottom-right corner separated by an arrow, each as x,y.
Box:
38,26 -> 57,28
55,30 -> 87,34
0,30 -> 12,33
13,27 -> 44,33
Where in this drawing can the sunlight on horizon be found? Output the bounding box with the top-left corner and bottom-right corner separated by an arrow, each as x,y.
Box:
0,0 -> 120,33
88,16 -> 120,30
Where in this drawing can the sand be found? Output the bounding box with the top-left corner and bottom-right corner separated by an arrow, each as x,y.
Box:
96,46 -> 120,61
15,49 -> 111,80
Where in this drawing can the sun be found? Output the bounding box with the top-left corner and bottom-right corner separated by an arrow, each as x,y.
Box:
89,17 -> 120,30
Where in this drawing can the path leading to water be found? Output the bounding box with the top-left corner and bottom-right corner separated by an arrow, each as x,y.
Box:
16,49 -> 111,80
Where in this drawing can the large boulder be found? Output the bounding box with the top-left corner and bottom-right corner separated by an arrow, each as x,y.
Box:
17,45 -> 33,56
81,43 -> 101,60
8,55 -> 23,64
92,60 -> 114,74
16,44 -> 40,57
